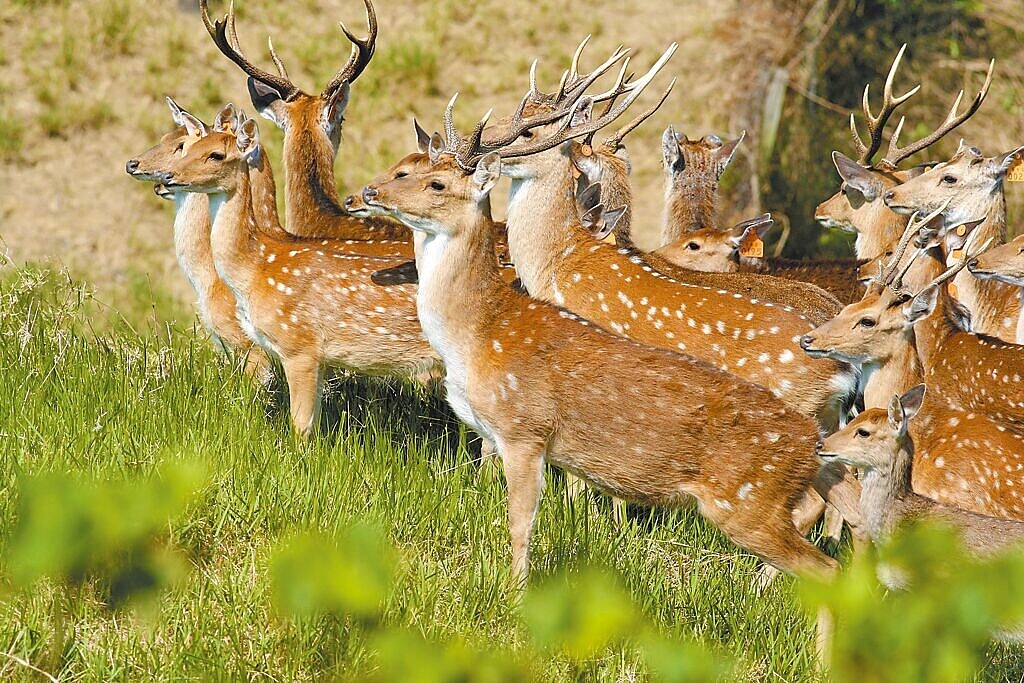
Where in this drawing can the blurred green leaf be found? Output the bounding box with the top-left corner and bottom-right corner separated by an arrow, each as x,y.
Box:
371,630 -> 532,683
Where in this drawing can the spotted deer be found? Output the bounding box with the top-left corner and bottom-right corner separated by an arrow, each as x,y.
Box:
814,45 -> 993,262
660,129 -> 745,244
359,114 -> 862,584
486,43 -> 858,432
568,131 -> 843,326
969,233 -> 1024,343
144,113 -> 439,437
818,385 -> 1024,562
655,219 -> 867,304
884,143 -> 1024,341
801,214 -> 1024,520
126,100 -> 272,384
199,0 -> 413,253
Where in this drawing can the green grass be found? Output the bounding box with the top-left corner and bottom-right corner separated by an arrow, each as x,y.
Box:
2,268 -> 1024,681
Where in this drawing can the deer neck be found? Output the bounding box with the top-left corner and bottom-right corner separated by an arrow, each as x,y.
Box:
899,250 -> 960,368
208,169 -> 263,296
950,197 -> 1016,335
855,202 -> 905,260
592,160 -> 635,247
860,441 -> 915,541
661,175 -> 716,246
250,145 -> 288,238
171,192 -> 220,311
283,129 -> 345,233
505,152 -> 588,300
862,334 -> 923,410
414,202 -> 506,378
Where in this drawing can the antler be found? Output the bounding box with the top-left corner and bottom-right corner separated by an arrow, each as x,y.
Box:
922,229 -> 994,291
600,78 -> 675,150
199,0 -> 299,100
881,59 -> 994,168
323,0 -> 378,97
883,199 -> 952,290
850,44 -> 921,166
493,43 -> 678,162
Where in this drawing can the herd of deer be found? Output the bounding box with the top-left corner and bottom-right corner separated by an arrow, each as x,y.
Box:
125,0 -> 1024,625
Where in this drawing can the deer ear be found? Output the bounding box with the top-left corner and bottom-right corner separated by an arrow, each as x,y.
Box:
569,97 -> 594,129
997,146 -> 1024,175
413,119 -> 432,153
832,151 -> 881,201
324,81 -> 351,130
594,206 -> 626,241
213,103 -> 237,133
428,133 -> 445,164
715,130 -> 745,177
371,260 -> 419,286
888,394 -> 907,435
180,111 -> 207,138
166,96 -> 187,126
662,126 -> 683,172
248,78 -> 288,128
899,384 -> 926,423
472,152 -> 501,197
237,118 -> 261,164
577,182 -> 602,213
905,285 -> 939,325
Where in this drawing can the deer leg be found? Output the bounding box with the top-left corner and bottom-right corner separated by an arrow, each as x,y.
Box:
281,354 -> 323,439
500,440 -> 546,586
477,437 -> 503,483
813,461 -> 866,542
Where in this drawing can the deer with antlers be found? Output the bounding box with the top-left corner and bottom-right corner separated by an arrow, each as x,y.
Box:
883,143 -> 1024,341
140,109 -> 439,437
357,94 -> 865,584
198,0 -> 413,253
815,45 -> 994,263
482,41 -> 858,433
801,211 -> 1024,520
969,234 -> 1024,343
818,385 -> 1024,562
126,100 -> 273,384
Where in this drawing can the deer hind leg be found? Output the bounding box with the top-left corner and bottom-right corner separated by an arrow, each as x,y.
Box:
281,354 -> 324,439
500,440 -> 547,586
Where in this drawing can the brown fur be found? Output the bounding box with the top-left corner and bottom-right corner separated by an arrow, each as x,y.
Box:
970,234 -> 1024,343
150,120 -> 439,437
363,153 -> 844,580
659,131 -> 743,244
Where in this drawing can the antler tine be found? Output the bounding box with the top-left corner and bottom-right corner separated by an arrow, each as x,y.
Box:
496,43 -> 677,161
851,44 -> 921,166
882,58 -> 995,168
323,0 -> 378,97
603,78 -> 675,150
199,0 -> 298,100
267,37 -> 291,80
560,45 -> 633,104
443,93 -> 465,151
885,198 -> 952,289
528,59 -> 540,99
590,57 -> 632,106
926,233 -> 994,291
453,109 -> 494,171
882,214 -> 923,284
568,35 -> 592,84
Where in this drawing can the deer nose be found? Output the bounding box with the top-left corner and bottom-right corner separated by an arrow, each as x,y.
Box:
799,335 -> 814,350
126,159 -> 140,174
883,190 -> 896,204
362,186 -> 379,203
344,195 -> 355,208
967,258 -> 979,270
815,441 -> 824,453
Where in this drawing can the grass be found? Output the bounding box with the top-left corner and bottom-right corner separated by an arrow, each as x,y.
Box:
0,267 -> 829,681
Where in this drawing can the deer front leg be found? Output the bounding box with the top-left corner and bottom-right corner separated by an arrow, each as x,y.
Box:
500,440 -> 546,586
281,354 -> 324,439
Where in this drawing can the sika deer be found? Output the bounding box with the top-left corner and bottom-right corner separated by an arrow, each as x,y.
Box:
884,143 -> 1024,341
969,234 -> 1024,343
199,0 -> 412,251
818,385 -> 1024,561
815,45 -> 993,261
359,123 -> 852,582
126,100 -> 272,384
147,115 -> 439,437
801,214 -> 1024,520
487,43 -> 858,432
660,129 -> 744,243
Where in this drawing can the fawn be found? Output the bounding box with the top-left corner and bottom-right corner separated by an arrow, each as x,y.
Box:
818,385 -> 1024,560
359,125 -> 854,581
146,113 -> 439,437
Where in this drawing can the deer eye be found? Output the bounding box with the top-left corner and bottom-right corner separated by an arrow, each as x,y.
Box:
858,317 -> 876,328
208,151 -> 226,162
175,142 -> 185,153
520,130 -> 534,140
429,180 -> 445,191
686,242 -> 700,251
941,174 -> 958,184
855,428 -> 870,438
394,171 -> 409,179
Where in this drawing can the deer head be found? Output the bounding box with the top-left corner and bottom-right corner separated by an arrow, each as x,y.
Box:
817,385 -> 925,470
155,115 -> 261,196
345,121 -> 435,218
884,144 -> 1024,225
126,99 -> 240,183
660,129 -> 745,239
969,233 -> 1024,287
199,0 -> 376,152
654,214 -> 774,272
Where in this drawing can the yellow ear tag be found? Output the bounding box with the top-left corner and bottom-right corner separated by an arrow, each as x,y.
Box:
601,232 -> 617,245
948,282 -> 959,299
951,249 -> 965,261
1008,155 -> 1024,182
739,235 -> 764,259
955,224 -> 967,237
